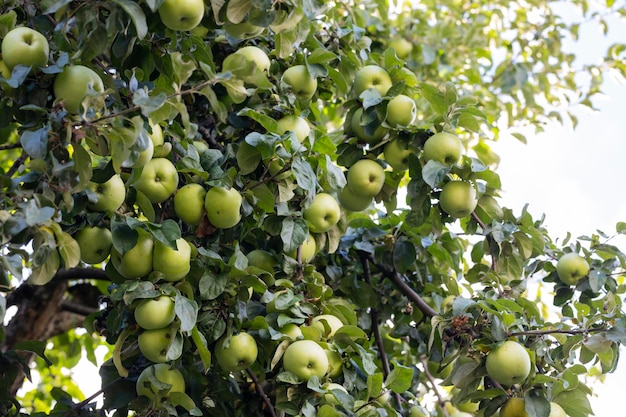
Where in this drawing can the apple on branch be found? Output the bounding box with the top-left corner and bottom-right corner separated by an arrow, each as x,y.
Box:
385,94 -> 417,127
158,0 -> 205,32
422,132 -> 463,165
383,139 -> 414,171
86,174 -> 126,213
485,340 -> 531,386
152,238 -> 192,282
75,226 -> 112,264
281,65 -> 318,101
1,27 -> 49,72
138,327 -> 176,363
353,64 -> 392,98
133,157 -> 180,204
174,183 -> 207,225
556,252 -> 589,286
282,339 -> 329,381
276,115 -> 311,143
346,159 -> 386,198
204,186 -> 242,229
439,181 -> 478,219
303,193 -> 341,233
54,65 -> 105,114
214,332 -> 258,372
134,295 -> 176,330
136,363 -> 185,401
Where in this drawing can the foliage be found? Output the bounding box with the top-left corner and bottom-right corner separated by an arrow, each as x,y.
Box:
1,0 -> 626,417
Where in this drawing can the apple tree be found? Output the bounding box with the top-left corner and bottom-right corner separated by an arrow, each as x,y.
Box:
2,0 -> 626,416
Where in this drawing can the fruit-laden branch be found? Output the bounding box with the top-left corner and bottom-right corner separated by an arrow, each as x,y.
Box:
359,253 -> 403,409
246,368 -> 277,417
508,326 -> 609,338
360,252 -> 438,318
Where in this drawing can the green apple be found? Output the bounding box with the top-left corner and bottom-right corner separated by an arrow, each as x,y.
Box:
222,45 -> 271,84
325,348 -> 343,379
136,363 -> 185,400
174,183 -> 207,225
303,192 -> 341,233
75,226 -> 112,264
282,339 -> 329,381
281,65 -> 318,101
346,159 -> 386,198
215,332 -> 258,372
383,139 -> 414,171
134,295 -> 176,330
280,323 -> 303,340
295,233 -> 317,263
556,253 -> 589,286
110,230 -> 154,279
277,115 -> 311,143
385,94 -> 416,127
204,186 -> 242,229
247,249 -> 277,272
320,382 -> 348,405
86,174 -> 126,212
0,59 -> 11,79
439,181 -> 478,219
548,402 -> 567,417
338,185 -> 373,212
422,132 -> 463,165
224,21 -> 265,39
351,107 -> 389,144
1,27 -> 49,71
499,398 -> 529,417
133,157 -> 179,204
388,37 -> 413,59
485,340 -> 531,386
121,129 -> 154,169
54,65 -> 105,114
311,314 -> 344,338
138,327 -> 174,363
149,122 -> 171,158
158,0 -> 205,31
353,65 -> 392,98
408,406 -> 428,417
450,412 -> 474,417
152,238 -> 191,282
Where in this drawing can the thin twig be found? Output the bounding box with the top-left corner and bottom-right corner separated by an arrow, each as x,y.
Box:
246,368 -> 277,417
508,326 -> 608,338
419,356 -> 449,417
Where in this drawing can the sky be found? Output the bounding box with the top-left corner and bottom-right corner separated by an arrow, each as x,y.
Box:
493,3 -> 626,415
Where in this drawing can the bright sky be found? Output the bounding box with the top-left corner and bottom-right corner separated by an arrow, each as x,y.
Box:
493,3 -> 626,415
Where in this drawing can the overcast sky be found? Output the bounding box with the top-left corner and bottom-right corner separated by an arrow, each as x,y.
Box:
493,3 -> 626,415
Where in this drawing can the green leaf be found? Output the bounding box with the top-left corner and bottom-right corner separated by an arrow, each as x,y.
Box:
554,388 -> 594,417
226,0 -> 251,24
281,217 -> 308,254
418,82 -> 448,115
291,157 -> 317,192
385,363 -> 413,394
199,270 -> 228,300
13,340 -> 51,366
393,239 -> 416,272
366,372 -> 384,400
175,294 -> 199,332
20,127 -> 49,159
422,160 -> 450,188
112,0 -> 148,39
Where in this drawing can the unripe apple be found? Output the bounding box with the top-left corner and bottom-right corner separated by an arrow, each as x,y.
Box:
0,60 -> 11,79
215,332 -> 258,372
548,402 -> 567,417
86,174 -> 126,213
75,226 -> 112,264
385,94 -> 416,127
383,139 -> 414,171
351,107 -> 388,144
281,65 -> 317,101
276,115 -> 311,143
439,181 -> 478,219
556,253 -> 589,286
303,193 -> 341,233
134,295 -> 176,330
222,46 -> 271,85
246,249 -> 277,272
110,231 -> 154,279
1,27 -> 49,72
138,327 -> 174,363
485,340 -> 531,386
204,186 -> 242,229
282,339 -> 329,381
290,233 -> 317,263
388,37 -> 413,59
280,323 -> 303,340
338,185 -> 373,212
152,238 -> 191,282
422,132 -> 463,165
158,0 -> 205,31
174,183 -> 207,225
224,21 -> 265,39
136,363 -> 185,400
54,65 -> 105,114
311,314 -> 344,338
346,159 -> 386,198
133,157 -> 179,204
353,65 -> 392,97
499,397 -> 529,417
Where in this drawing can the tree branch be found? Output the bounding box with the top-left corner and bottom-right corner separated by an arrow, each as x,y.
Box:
360,252 -> 437,318
419,356 -> 450,417
508,326 -> 609,338
359,253 -> 403,409
246,368 -> 276,417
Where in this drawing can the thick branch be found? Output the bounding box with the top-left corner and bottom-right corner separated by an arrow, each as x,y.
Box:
360,252 -> 437,318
